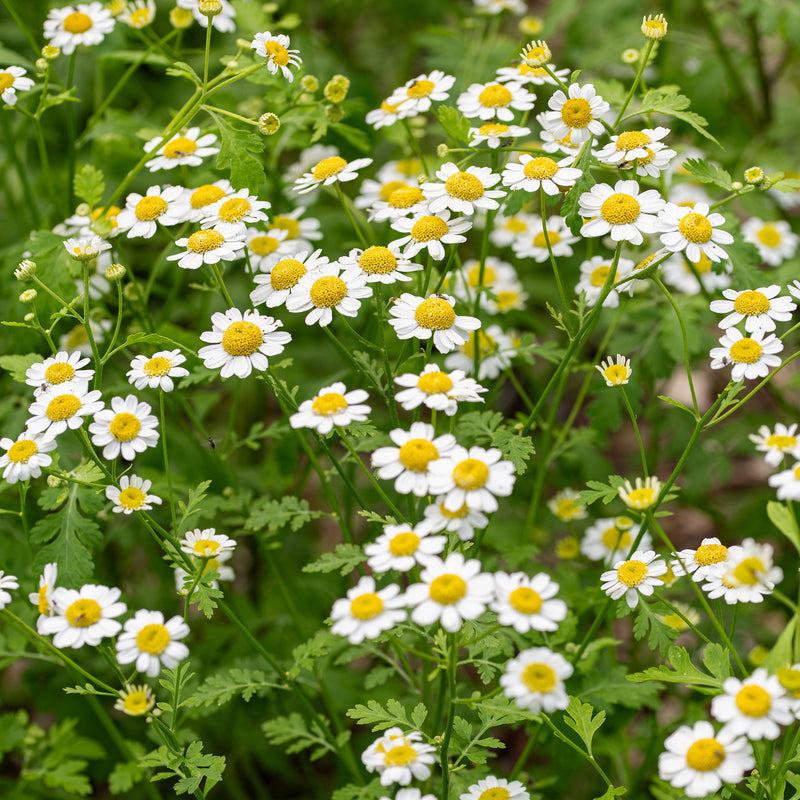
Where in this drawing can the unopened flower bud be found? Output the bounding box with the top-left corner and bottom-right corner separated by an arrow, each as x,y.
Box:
258,112 -> 281,135
42,45 -> 60,61
15,259 -> 36,281
324,74 -> 350,103
236,38 -> 250,49
106,263 -> 126,282
641,14 -> 668,40
519,16 -> 543,36
170,6 -> 193,27
75,202 -> 91,216
35,58 -> 49,71
744,166 -> 765,185
621,48 -> 640,64
23,312 -> 35,322
301,75 -> 319,92
47,475 -> 63,488
520,39 -> 550,67
324,103 -> 344,123
108,0 -> 126,15
437,144 -> 449,159
199,0 -> 222,17
731,181 -> 743,191
19,289 -> 37,304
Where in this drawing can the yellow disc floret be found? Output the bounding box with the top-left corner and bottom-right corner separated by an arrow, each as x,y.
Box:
729,338 -> 763,364
600,193 -> 640,225
601,526 -> 631,551
524,156 -> 559,180
389,532 -> 419,556
66,598 -> 102,627
685,738 -> 725,771
733,556 -> 765,585
63,11 -> 93,33
411,215 -> 449,242
733,290 -> 770,316
417,371 -> 454,394
521,662 -> 556,692
383,745 -> 417,766
407,79 -> 435,98
134,196 -> 168,221
136,623 -> 170,655
248,235 -> 280,256
46,394 -> 81,421
44,362 -> 75,384
678,213 -> 713,243
560,98 -> 592,128
359,246 -> 397,275
144,356 -> 172,377
187,230 -> 224,253
7,440 -> 38,463
398,439 -> 439,471
163,137 -> 197,159
414,297 -> 456,329
615,131 -> 650,151
509,587 -> 543,614
109,413 -> 142,442
309,276 -> 348,307
190,184 -> 226,209
221,321 -> 263,356
218,197 -> 251,223
444,172 -> 485,201
616,559 -> 647,587
388,187 -> 424,209
452,458 -> 490,490
350,593 -> 383,620
694,543 -> 728,566
270,258 -> 306,290
735,685 -> 771,717
756,224 -> 781,247
118,486 -> 146,509
312,156 -> 347,181
312,393 -> 348,416
429,574 -> 467,604
478,84 -> 513,108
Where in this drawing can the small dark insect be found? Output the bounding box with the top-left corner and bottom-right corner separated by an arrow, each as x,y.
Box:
208,436 -> 216,450
74,613 -> 85,623
39,383 -> 49,393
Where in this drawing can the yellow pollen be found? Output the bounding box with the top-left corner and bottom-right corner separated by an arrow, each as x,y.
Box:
733,290 -> 770,316
636,253 -> 658,271
248,235 -> 280,256
309,275 -> 348,307
163,137 -> 197,159
44,362 -> 76,384
478,84 -> 513,107
7,439 -> 38,463
37,585 -> 50,614
128,8 -> 151,26
521,662 -> 557,692
263,40 -> 290,65
735,685 -> 771,717
678,212 -> 713,243
406,79 -> 435,98
503,218 -> 528,234
134,196 -> 168,221
616,559 -> 647,587
560,97 -> 592,128
495,290 -> 521,311
729,338 -> 763,364
766,434 -> 797,451
532,230 -> 561,248
270,258 -> 306,290
359,246 -> 397,275
411,215 -> 449,242
509,587 -> 543,614
46,394 -> 81,421
479,123 -> 510,136
383,745 -> 417,767
479,789 -> 510,800
389,532 -> 420,556
756,224 -> 781,247
221,320 -> 263,356
601,526 -> 631,551
66,598 -> 102,627
379,181 -> 408,202
603,365 -> 629,384
398,438 -> 439,471
270,216 -> 301,240
417,371 -> 454,394
192,539 -> 220,556
444,172 -> 485,201
778,667 -> 800,694
118,486 -> 146,509
452,458 -> 490,490
63,11 -> 93,33
312,392 -> 348,416
524,156 -> 559,180
686,738 -> 725,771
0,74 -> 14,92
440,502 -> 468,519
190,184 -> 226,209
136,623 -> 170,655
414,297 -> 456,329
350,592 -> 383,620
122,690 -> 151,715
694,543 -> 728,566
187,230 -> 224,253
615,131 -> 650,150
643,19 -> 667,35
109,412 -> 142,442
590,266 -> 615,287
467,265 -> 497,287
519,64 -> 546,75
626,487 -> 656,507
312,156 -> 347,180
600,193 -> 641,225
143,356 -> 172,377
388,187 -> 424,209
733,556 -> 765,585
460,331 -> 496,360
429,573 -> 467,604
218,197 -> 251,223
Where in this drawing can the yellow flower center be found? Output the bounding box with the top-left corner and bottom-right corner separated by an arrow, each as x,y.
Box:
554,498 -> 580,519
46,394 -> 81,421
264,40 -> 290,65
532,230 -> 561,248
600,193 -> 640,225
615,131 -> 650,150
379,181 -> 408,202
766,434 -> 797,451
37,585 -> 50,614
429,573 -> 467,604
479,789 -> 510,800
309,275 -> 348,308
478,84 -> 513,108
221,320 -> 263,356
603,364 -> 629,384
795,465 -> 800,481
440,502 -> 468,519
389,532 -> 419,556
626,487 -> 656,508
192,539 -> 220,556
414,297 -> 456,329
662,612 -> 690,631
406,79 -> 435,98
678,212 -> 713,243
380,100 -> 403,113
590,266 -> 616,287
733,290 -> 770,316
643,19 -> 667,36
478,123 -> 510,136
466,265 -> 497,287
410,215 -> 449,242
395,157 -> 421,176
136,623 -> 171,655
63,11 -> 93,33
735,685 -> 771,717
128,8 -> 151,27
383,745 -> 417,766
270,258 -> 306,290
756,224 -> 781,247
444,171 -> 485,201
460,331 -> 496,360
503,218 -> 528,234
117,486 -> 146,509
686,738 -> 725,771
218,197 -> 251,223
134,196 -> 168,221
143,356 -> 172,377
163,136 -> 197,159
270,216 -> 301,240
311,392 -> 348,416
122,690 -> 151,715
733,556 -> 765,585
509,587 -> 543,614
388,186 -> 424,209
557,537 -> 580,559
109,412 -> 142,442
519,64 -> 546,75
636,253 -> 658,271
398,438 -> 439,471
7,439 -> 38,463
729,338 -> 763,364
616,559 -> 647,587
44,362 -> 76,384
187,230 -> 224,253
601,526 -> 631,550
312,156 -> 347,180
521,662 -> 557,692
452,458 -> 490,490
0,74 -> 14,92
248,235 -> 280,256
190,184 -> 226,209
560,97 -> 592,128
777,667 -> 800,695
694,543 -> 727,566
523,156 -> 559,180
417,371 -> 454,394
350,592 -> 384,620
66,598 -> 102,627
359,246 -> 397,275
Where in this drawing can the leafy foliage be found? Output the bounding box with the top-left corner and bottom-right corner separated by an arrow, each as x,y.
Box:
303,543 -> 367,575
212,112 -> 266,191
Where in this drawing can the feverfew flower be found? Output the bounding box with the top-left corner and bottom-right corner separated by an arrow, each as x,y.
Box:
547,488 -> 587,521
25,351 -> 93,394
750,423 -> 800,466
289,382 -> 370,435
579,180 -> 664,245
394,364 -> 486,416
181,180 -> 233,223
364,523 -> 446,574
460,777 -> 529,800
601,550 -> 668,608
540,83 -> 610,145
575,255 -> 635,308
26,383 -> 104,439
337,245 -> 422,285
658,202 -> 734,262
366,98 -> 414,129
285,263 -> 373,327
43,3 -> 115,55
422,163 -> 505,216
741,218 -> 799,266
618,476 -> 662,510
89,395 -> 159,461
500,647 -> 573,713
386,70 -> 456,114
513,214 -> 579,262
266,207 -> 322,253
0,67 -> 34,106
243,228 -> 294,272
250,249 -> 329,309
702,539 -> 782,604
596,355 -> 632,386
330,576 -> 406,644
496,61 -> 569,87
0,572 -> 19,610
709,286 -> 795,334
116,185 -> 186,239
709,328 -> 783,382
29,562 -> 58,619
419,497 -> 489,541
502,154 -> 582,195
388,293 -> 481,354
293,155 -> 373,195
127,350 -> 189,392
0,432 -> 56,483
115,684 -> 156,717
176,0 -> 236,32
201,189 -> 271,239
663,250 -> 731,296
361,728 -> 437,787
250,31 -> 302,81
390,211 -> 472,261
118,0 -> 156,29
39,584 -> 127,648
769,461 -> 800,500
596,127 -> 671,165
581,516 -> 646,563
491,572 -> 567,633
167,227 -> 245,270
468,122 -> 531,149
444,326 -> 516,381
180,528 -> 237,558
106,475 -> 162,514
670,537 -> 729,582
116,610 -> 190,677
457,81 -> 535,122
144,127 -> 219,172
63,235 -> 111,262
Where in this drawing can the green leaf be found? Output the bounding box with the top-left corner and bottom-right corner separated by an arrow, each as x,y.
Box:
474,695 -> 535,726
245,495 -> 325,539
624,89 -> 720,145
303,543 -> 366,576
763,616 -> 799,672
211,112 -> 266,191
562,696 -> 605,756
577,477 -> 625,507
436,105 -> 470,145
177,480 -> 213,533
0,353 -> 41,383
0,711 -> 27,757
288,630 -> 338,678
263,712 -> 338,760
491,428 -> 535,475
562,146 -> 595,236
73,164 -> 105,209
682,157 -> 733,190
581,664 -> 660,710
702,643 -> 733,683
347,699 -> 419,732
627,645 -> 725,693
767,501 -> 800,553
632,601 -> 679,656
165,60 -> 202,85
658,394 -> 695,416
592,788 -> 627,800
188,667 -> 283,707
109,760 -> 144,795
410,703 -> 428,730
768,174 -> 800,193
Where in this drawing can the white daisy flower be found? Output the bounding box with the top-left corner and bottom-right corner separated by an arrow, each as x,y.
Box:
144,127 -> 219,172
355,174 -> 415,212
250,31 -> 302,81
490,210 -> 537,248
500,647 -> 573,714
365,98 -> 415,129
468,122 -> 531,149
443,326 -> 516,380
491,572 -> 567,633
330,576 -> 406,644
456,81 -> 535,122
776,665 -> 800,715
502,154 -> 582,195
105,475 -> 162,514
116,610 -> 190,677
266,206 -> 322,253
386,70 -> 456,114
29,562 -> 58,620
662,250 -> 731,296
670,537 -> 729,582
709,327 -> 783,382
243,227 -> 294,272
176,0 -> 236,32
250,249 -> 329,309
337,245 -> 422,285
26,383 -> 104,439
116,185 -> 187,239
658,720 -> 754,798
293,156 -> 373,195
750,423 -> 800,466
540,82 -> 610,144
427,445 -> 516,513
364,523 -> 446,574
601,550 -> 668,609
580,516 -> 646,563
371,422 -> 457,497
390,210 -> 473,261
741,217 -> 799,266
0,432 -> 56,484
575,255 -> 635,308
388,293 -> 481,354
289,382 -> 370,435
547,488 -> 587,521
422,163 -> 505,216
198,308 -> 291,379
0,572 -> 19,610
0,67 -> 34,106
180,528 -> 237,558
537,124 -> 584,157
623,144 -> 677,178
459,776 -> 529,800
381,790 -> 435,800
418,496 -> 489,541
115,684 -> 156,717
404,552 -> 494,633
496,61 -> 569,87
596,354 -> 632,387
126,349 -> 189,392
167,226 -> 245,270
118,0 -> 156,29
579,180 -> 665,245
366,184 -> 429,223
63,235 -> 111,262
361,728 -> 437,787
43,2 -> 115,55
181,180 -> 234,223
88,394 -> 159,461
285,262 -> 373,327
394,363 -> 487,416
39,584 -> 127,648
709,285 -> 795,334
702,539 -> 782,604
513,214 -> 579,262
201,189 -> 271,239
596,127 -> 671,165
658,202 -> 734,263
617,476 -> 662,511
769,461 -> 800,500
175,554 -> 235,595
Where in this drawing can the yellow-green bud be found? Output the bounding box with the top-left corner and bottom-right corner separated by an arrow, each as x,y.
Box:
75,202 -> 91,216
437,144 -> 449,159
106,263 -> 126,282
519,16 -> 544,36
258,112 -> 281,135
41,45 -> 60,61
170,6 -> 194,27
236,38 -> 250,49
731,181 -> 744,191
622,48 -> 640,64
107,0 -> 126,15
199,0 -> 222,17
123,283 -> 140,303
35,58 -> 49,72
641,14 -> 668,40
19,289 -> 37,304
744,166 -> 765,185
301,75 -> 319,92
46,475 -> 63,488
23,312 -> 35,322
324,103 -> 344,123
14,259 -> 36,281
324,75 -> 350,103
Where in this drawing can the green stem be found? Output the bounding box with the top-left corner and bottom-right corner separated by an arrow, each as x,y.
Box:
540,188 -> 572,332
539,713 -> 613,787
160,392 -> 177,533
620,386 -> 647,475
438,633 -> 459,800
203,15 -> 213,89
614,40 -> 655,126
0,114 -> 41,229
335,183 -> 369,247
